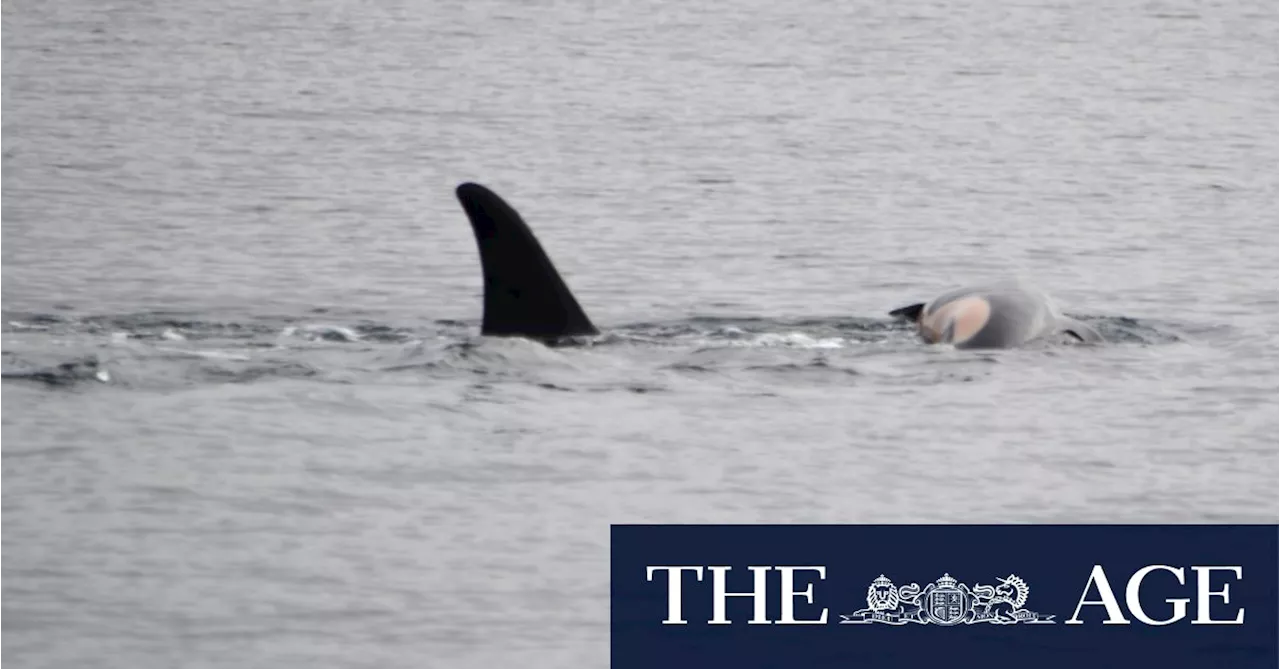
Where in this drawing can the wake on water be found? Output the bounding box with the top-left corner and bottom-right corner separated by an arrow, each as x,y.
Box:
2,183 -> 1194,390
1,309 -> 1187,389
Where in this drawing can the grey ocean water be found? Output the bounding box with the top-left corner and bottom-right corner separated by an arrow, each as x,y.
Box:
3,1 -> 1277,667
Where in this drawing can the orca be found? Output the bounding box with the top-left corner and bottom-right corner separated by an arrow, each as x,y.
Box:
453,182 -> 1103,349
888,281 -> 1103,349
455,182 -> 598,343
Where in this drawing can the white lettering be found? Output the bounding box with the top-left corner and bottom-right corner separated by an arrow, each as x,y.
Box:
1191,566 -> 1245,625
1125,565 -> 1188,625
709,566 -> 772,625
777,567 -> 828,625
646,566 -> 703,625
1066,565 -> 1131,625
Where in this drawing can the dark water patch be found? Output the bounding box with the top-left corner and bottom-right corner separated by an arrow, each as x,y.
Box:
3,311 -> 430,346
536,382 -> 574,392
1071,315 -> 1188,345
352,323 -> 419,343
875,369 -> 992,386
130,484 -> 201,499
3,312 -> 68,328
1,356 -> 108,387
195,361 -> 321,384
3,311 -> 280,341
918,352 -> 1003,365
1,445 -> 83,459
382,338 -> 569,380
87,313 -> 262,336
744,357 -> 861,378
662,362 -> 718,374
625,384 -> 664,394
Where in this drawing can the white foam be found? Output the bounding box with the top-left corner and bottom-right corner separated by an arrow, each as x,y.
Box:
281,324 -> 361,342
699,332 -> 847,349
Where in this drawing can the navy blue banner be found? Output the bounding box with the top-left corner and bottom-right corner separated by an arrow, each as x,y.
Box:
611,525 -> 1278,669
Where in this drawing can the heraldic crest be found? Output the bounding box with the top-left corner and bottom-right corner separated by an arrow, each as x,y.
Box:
840,573 -> 1055,626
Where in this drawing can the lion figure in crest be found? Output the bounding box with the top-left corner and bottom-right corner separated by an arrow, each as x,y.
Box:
858,575 -> 926,622
866,575 -> 900,611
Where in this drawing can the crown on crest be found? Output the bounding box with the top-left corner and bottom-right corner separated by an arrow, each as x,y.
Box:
935,573 -> 958,588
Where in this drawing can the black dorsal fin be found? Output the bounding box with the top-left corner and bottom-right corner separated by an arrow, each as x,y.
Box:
455,183 -> 598,341
1059,317 -> 1104,344
889,303 -> 926,322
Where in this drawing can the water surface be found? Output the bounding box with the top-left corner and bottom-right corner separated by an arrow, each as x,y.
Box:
3,1 -> 1277,667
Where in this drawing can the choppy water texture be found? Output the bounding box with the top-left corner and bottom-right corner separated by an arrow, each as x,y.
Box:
3,0 -> 1278,667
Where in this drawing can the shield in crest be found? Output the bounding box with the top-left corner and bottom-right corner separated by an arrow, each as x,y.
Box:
926,588 -> 967,625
